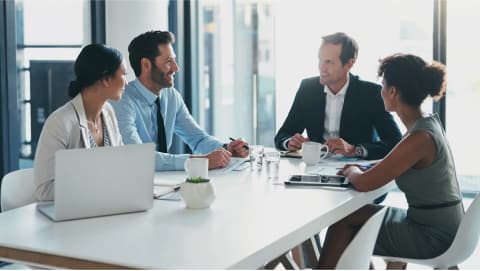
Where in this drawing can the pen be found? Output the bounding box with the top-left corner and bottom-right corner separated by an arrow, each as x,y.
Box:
153,185 -> 181,200
229,137 -> 249,150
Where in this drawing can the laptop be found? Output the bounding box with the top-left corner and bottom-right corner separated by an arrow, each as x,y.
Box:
37,143 -> 155,221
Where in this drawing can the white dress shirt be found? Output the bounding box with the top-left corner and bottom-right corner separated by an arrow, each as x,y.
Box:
323,76 -> 349,140
283,77 -> 350,149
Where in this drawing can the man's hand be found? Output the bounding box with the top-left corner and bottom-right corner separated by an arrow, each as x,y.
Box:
287,133 -> 309,151
227,138 -> 249,158
324,137 -> 355,157
205,149 -> 232,169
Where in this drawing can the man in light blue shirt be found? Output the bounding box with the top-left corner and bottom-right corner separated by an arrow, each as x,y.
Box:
110,30 -> 248,171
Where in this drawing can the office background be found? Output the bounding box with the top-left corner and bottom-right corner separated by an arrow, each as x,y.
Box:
0,0 -> 479,195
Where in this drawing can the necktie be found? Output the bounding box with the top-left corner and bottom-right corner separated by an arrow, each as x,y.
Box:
155,97 -> 167,153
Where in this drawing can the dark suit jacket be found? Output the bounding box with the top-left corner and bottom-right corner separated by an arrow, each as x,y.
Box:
274,74 -> 402,160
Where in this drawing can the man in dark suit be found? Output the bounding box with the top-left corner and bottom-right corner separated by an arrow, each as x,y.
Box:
275,32 -> 401,160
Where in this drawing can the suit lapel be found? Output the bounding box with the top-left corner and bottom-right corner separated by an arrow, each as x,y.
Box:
318,89 -> 327,142
70,94 -> 91,148
102,107 -> 115,144
339,74 -> 356,138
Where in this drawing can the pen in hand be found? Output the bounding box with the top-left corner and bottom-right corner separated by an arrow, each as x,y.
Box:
229,137 -> 249,150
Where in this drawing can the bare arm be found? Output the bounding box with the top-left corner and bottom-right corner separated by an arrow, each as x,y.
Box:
343,130 -> 436,192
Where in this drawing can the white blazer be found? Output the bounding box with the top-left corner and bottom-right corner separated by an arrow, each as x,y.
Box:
34,94 -> 123,201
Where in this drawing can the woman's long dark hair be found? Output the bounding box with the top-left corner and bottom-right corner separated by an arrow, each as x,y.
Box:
68,44 -> 123,98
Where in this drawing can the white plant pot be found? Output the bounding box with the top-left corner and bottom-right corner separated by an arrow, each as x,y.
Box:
179,181 -> 216,209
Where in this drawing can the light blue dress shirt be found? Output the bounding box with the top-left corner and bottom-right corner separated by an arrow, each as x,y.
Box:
110,79 -> 223,171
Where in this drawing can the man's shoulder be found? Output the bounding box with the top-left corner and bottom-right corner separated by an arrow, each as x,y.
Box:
301,76 -> 321,86
297,76 -> 322,95
350,74 -> 381,93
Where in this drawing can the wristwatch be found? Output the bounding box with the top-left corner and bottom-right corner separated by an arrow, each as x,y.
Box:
354,145 -> 368,158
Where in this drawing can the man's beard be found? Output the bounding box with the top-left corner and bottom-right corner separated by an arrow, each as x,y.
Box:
151,64 -> 173,89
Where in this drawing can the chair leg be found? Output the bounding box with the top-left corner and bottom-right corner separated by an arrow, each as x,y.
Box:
264,255 -> 283,269
385,260 -> 407,269
291,246 -> 304,268
291,236 -> 321,269
264,253 -> 300,270
279,253 -> 300,270
303,236 -> 321,267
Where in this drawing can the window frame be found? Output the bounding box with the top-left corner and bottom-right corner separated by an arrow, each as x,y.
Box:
0,0 -> 20,177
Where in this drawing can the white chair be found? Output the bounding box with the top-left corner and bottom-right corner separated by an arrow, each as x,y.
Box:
380,193 -> 480,269
335,207 -> 387,269
1,168 -> 36,212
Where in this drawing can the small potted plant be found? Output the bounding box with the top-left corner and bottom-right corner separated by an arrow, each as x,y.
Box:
179,176 -> 216,209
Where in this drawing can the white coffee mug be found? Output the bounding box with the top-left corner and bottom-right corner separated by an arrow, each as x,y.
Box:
302,142 -> 329,165
184,157 -> 209,179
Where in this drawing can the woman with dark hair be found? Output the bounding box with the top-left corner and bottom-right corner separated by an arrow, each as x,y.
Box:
34,44 -> 127,201
316,54 -> 464,268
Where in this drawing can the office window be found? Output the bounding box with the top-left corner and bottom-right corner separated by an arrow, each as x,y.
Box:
15,0 -> 90,168
194,0 -> 433,147
446,1 -> 480,192
274,0 -> 434,134
195,0 -> 275,146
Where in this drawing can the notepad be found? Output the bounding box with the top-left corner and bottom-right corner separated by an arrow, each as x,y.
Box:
154,186 -> 182,201
221,157 -> 249,173
280,151 -> 302,159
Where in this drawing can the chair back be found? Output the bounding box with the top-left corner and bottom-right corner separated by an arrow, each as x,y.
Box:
432,193 -> 480,267
336,207 -> 387,269
1,168 -> 35,212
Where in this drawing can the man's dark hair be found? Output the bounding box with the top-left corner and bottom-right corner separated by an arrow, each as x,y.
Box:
128,30 -> 175,77
321,32 -> 358,65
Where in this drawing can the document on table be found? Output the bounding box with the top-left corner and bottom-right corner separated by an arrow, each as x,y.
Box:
154,186 -> 182,201
305,157 -> 382,175
154,171 -> 185,187
210,157 -> 249,174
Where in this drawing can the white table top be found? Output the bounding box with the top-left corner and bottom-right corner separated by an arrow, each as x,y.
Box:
0,157 -> 394,269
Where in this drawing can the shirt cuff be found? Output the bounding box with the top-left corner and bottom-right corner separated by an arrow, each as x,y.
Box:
174,154 -> 190,171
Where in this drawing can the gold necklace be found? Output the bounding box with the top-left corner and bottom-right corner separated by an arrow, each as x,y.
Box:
88,118 -> 100,134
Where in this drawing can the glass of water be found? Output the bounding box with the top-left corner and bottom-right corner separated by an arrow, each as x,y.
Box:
264,151 -> 281,180
249,145 -> 264,171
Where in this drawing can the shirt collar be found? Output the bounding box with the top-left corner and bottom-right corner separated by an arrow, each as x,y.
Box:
132,79 -> 160,105
324,75 -> 350,97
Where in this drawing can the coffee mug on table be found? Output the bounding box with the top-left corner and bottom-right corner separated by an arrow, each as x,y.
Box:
184,157 -> 209,179
302,142 -> 329,165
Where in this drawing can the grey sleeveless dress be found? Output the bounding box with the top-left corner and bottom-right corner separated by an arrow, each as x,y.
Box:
373,114 -> 464,259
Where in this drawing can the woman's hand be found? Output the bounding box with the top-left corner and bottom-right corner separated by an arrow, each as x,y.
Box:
337,164 -> 363,178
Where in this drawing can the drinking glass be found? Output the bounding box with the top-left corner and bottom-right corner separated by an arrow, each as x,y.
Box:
249,145 -> 264,171
264,151 -> 281,180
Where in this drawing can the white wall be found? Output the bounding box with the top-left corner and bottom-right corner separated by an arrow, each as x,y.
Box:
106,0 -> 169,81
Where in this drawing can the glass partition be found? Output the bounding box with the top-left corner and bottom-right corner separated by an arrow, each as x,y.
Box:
446,0 -> 480,193
15,0 -> 90,168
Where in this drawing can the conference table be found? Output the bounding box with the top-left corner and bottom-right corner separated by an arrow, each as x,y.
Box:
0,155 -> 395,269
